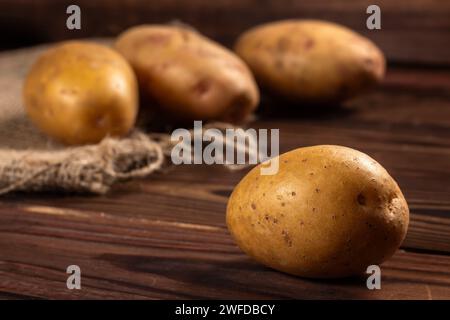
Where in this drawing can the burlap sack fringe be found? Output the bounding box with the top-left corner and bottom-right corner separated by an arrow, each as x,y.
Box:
0,132 -> 165,195
0,123 -> 256,195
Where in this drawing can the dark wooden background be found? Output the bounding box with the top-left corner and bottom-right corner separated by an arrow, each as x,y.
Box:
0,0 -> 449,299
0,0 -> 449,65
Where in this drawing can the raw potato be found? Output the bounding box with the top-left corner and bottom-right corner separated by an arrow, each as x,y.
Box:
115,25 -> 259,123
235,20 -> 386,104
227,145 -> 409,278
23,41 -> 139,145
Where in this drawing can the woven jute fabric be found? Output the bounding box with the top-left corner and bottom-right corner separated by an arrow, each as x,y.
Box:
0,42 -> 249,195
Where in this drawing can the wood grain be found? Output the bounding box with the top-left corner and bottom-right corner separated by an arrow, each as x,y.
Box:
0,64 -> 449,299
0,203 -> 449,299
0,0 -> 449,64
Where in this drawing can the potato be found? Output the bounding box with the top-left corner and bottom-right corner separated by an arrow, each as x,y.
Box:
115,25 -> 259,123
23,41 -> 139,145
227,145 -> 409,278
234,20 -> 386,104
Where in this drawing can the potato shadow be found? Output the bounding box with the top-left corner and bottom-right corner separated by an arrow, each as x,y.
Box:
100,253 -> 374,299
256,94 -> 355,121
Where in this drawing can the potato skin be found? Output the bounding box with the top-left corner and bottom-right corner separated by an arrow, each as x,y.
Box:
115,25 -> 259,123
234,20 -> 385,104
23,41 -> 139,145
226,145 -> 409,278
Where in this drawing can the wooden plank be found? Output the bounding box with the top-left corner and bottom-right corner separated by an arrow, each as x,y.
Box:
0,0 -> 449,64
0,204 -> 449,299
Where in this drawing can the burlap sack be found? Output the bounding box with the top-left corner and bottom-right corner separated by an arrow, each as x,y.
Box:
0,42 -> 250,195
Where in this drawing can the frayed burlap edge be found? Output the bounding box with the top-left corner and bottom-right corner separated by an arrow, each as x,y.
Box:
0,131 -> 164,194
0,123 -> 255,195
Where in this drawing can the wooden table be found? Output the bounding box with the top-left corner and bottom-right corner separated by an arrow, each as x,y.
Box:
0,66 -> 449,300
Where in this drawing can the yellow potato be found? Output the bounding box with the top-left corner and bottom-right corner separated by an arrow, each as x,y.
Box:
115,25 -> 259,123
235,20 -> 386,104
23,41 -> 139,145
227,145 -> 409,278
